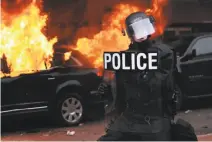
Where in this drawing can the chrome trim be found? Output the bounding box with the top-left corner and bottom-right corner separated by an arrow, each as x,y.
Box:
1,106 -> 48,113
90,91 -> 98,95
189,75 -> 204,79
187,93 -> 212,99
48,77 -> 55,80
2,101 -> 48,107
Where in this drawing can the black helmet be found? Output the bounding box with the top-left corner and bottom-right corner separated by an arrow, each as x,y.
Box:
125,12 -> 155,42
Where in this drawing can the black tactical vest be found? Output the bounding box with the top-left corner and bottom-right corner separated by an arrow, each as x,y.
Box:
120,42 -> 166,117
105,40 -> 175,133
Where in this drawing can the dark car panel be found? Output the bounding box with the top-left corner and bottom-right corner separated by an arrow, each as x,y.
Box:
1,52 -> 103,118
177,34 -> 212,98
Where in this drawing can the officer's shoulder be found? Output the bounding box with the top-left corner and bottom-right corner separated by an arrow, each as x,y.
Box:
149,41 -> 174,59
152,41 -> 173,54
152,41 -> 175,71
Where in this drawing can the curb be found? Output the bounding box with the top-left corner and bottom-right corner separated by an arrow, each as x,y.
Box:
198,133 -> 212,137
198,133 -> 212,141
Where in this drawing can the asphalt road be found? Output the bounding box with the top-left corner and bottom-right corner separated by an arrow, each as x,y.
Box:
1,97 -> 212,141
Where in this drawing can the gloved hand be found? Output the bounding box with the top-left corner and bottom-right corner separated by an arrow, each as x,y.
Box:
98,82 -> 109,95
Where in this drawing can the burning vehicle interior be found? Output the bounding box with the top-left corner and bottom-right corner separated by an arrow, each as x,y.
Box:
1,0 -> 212,126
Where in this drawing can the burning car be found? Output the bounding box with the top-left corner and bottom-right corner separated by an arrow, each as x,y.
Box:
1,49 -> 104,126
1,0 -> 169,126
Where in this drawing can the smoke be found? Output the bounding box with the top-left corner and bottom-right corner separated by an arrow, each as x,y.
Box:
1,0 -> 43,14
74,0 -> 152,41
1,0 -> 43,26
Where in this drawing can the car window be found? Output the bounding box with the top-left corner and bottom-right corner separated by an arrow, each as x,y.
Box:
191,36 -> 212,56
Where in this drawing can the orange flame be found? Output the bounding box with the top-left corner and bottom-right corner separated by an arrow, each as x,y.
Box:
0,1 -> 57,77
1,0 -> 168,78
64,51 -> 72,61
74,0 -> 168,70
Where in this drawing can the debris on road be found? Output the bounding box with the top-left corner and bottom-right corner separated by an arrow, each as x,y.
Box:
202,125 -> 208,129
67,131 -> 75,136
185,110 -> 192,114
42,130 -> 53,137
26,129 -> 41,133
79,123 -> 84,126
20,133 -> 25,136
43,133 -> 50,136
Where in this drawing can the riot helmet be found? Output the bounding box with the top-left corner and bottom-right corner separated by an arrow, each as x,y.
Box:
125,12 -> 156,42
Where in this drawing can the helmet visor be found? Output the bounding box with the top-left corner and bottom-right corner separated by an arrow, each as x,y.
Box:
128,18 -> 155,40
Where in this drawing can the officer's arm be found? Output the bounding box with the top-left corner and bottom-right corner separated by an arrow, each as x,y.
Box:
163,72 -> 177,117
159,48 -> 177,118
97,81 -> 113,101
98,71 -> 126,114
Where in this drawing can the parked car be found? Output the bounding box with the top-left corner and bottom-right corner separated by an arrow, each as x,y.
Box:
1,50 -> 104,126
170,34 -> 212,109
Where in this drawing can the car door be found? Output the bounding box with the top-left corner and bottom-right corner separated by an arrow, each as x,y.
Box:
1,76 -> 30,115
1,73 -> 53,116
23,73 -> 57,107
23,56 -> 83,106
179,35 -> 212,97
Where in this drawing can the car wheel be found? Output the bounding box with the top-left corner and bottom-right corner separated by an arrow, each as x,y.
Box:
174,85 -> 183,110
56,93 -> 84,126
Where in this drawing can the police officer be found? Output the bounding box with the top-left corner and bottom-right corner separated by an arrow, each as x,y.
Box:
97,12 -> 177,141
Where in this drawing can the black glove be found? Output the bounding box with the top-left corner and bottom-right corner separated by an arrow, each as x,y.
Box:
97,82 -> 109,95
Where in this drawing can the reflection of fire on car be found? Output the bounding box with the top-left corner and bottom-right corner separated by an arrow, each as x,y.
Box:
169,34 -> 212,109
1,49 -> 104,126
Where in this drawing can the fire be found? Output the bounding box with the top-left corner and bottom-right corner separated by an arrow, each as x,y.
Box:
145,0 -> 168,35
64,51 -> 72,61
0,0 -> 168,78
0,1 -> 57,77
75,0 -> 168,70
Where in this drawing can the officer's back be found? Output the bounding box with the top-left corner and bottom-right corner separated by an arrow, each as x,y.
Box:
97,12 -> 175,141
109,40 -> 174,135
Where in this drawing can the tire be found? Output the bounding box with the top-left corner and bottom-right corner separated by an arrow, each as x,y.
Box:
55,93 -> 84,126
174,84 -> 184,110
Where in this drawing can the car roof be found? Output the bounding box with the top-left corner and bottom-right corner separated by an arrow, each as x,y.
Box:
166,23 -> 212,28
175,33 -> 212,38
164,32 -> 212,43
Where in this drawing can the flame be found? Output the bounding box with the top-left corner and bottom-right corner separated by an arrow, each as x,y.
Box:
145,0 -> 168,35
0,0 -> 168,78
74,0 -> 168,71
64,51 -> 72,61
0,1 -> 57,77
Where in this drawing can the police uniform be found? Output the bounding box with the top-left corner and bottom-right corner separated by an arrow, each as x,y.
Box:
98,40 -> 176,141
97,12 -> 176,141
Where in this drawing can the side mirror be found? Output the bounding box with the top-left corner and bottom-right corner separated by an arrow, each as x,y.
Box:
192,49 -> 196,57
184,49 -> 196,60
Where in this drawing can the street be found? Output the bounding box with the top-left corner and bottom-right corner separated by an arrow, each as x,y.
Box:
1,98 -> 212,141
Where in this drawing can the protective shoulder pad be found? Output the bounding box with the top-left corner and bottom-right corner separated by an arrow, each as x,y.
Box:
153,42 -> 175,72
121,44 -> 137,53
